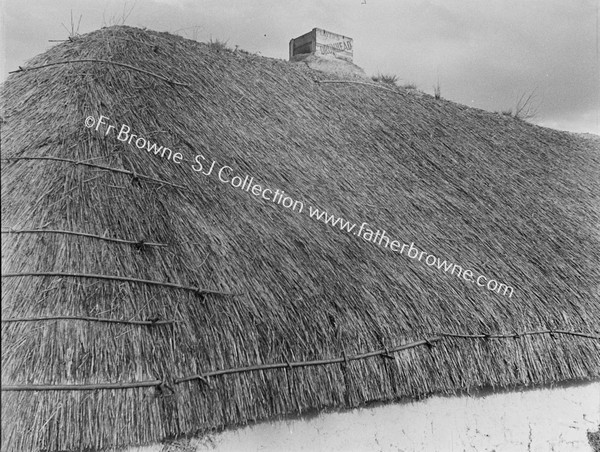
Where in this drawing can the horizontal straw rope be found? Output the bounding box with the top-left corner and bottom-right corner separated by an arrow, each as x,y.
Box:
1,156 -> 187,190
1,228 -> 168,248
175,337 -> 443,384
1,272 -> 234,296
315,79 -> 404,94
439,330 -> 600,340
8,59 -> 190,87
1,157 -> 187,191
1,381 -> 163,392
1,316 -> 177,326
2,330 -> 598,392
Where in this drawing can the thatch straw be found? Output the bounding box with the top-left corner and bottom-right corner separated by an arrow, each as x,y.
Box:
8,59 -> 190,87
1,315 -> 177,326
2,156 -> 188,189
316,79 -> 404,93
1,25 -> 599,451
2,228 -> 169,247
2,272 -> 234,295
3,329 -> 596,393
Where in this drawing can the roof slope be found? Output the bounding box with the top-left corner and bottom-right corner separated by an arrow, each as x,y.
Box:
1,26 -> 599,451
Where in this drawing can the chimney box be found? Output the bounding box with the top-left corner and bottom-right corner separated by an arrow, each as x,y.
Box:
289,28 -> 353,62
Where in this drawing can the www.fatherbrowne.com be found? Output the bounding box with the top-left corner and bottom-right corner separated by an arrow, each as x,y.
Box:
307,207 -> 515,298
85,115 -> 515,298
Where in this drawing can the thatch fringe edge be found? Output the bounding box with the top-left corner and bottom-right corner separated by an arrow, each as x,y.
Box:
1,272 -> 234,296
7,59 -> 190,87
2,330 -> 598,392
1,229 -> 168,248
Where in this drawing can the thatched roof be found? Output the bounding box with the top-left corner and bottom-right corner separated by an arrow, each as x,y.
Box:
1,25 -> 599,451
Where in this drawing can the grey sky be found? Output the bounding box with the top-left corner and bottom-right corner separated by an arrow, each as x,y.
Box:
1,0 -> 598,133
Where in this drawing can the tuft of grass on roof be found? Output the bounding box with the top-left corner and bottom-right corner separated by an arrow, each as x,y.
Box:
61,10 -> 83,38
433,79 -> 441,100
208,37 -> 230,52
371,73 -> 398,85
401,82 -> 418,90
101,1 -> 137,27
499,90 -> 538,121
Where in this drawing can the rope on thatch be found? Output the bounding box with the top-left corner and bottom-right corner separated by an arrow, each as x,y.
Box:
315,79 -> 403,94
1,272 -> 234,296
176,336 -> 444,384
175,329 -> 600,384
1,229 -> 168,248
1,381 -> 163,392
1,156 -> 187,190
1,316 -> 177,326
8,59 -> 190,87
2,337 -> 443,392
441,330 -> 600,340
2,329 -> 598,392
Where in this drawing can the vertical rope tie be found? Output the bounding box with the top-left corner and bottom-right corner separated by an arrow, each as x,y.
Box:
285,357 -> 293,371
381,347 -> 395,360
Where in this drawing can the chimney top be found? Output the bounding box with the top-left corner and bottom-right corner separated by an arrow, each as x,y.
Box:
289,28 -> 353,62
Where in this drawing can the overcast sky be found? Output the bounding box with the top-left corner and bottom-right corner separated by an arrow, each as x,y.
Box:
1,0 -> 598,134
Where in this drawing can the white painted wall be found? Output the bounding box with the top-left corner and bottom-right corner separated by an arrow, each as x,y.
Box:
133,381 -> 600,452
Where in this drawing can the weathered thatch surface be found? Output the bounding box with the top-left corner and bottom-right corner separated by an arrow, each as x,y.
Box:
1,25 -> 599,451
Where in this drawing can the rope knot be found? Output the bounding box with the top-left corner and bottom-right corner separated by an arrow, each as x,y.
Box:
381,347 -> 395,360
424,338 -> 436,349
197,374 -> 211,387
156,380 -> 175,397
130,170 -> 140,184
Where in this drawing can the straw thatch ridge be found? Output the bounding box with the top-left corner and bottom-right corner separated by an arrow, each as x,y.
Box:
1,25 -> 599,451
